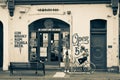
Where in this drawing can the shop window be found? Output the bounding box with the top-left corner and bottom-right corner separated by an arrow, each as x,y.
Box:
29,32 -> 37,61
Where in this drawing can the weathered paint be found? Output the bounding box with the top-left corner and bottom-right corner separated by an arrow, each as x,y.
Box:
0,4 -> 119,70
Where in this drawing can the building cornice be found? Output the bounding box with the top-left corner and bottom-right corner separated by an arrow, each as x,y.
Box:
14,0 -> 111,5
7,0 -> 119,17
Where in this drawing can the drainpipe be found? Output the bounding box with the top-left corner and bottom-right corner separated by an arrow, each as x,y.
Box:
118,8 -> 120,73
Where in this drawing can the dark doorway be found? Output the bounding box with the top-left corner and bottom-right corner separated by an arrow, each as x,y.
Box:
0,21 -> 3,68
90,19 -> 107,71
28,18 -> 70,66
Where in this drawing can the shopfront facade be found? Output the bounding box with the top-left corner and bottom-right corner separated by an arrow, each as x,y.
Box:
0,0 -> 119,71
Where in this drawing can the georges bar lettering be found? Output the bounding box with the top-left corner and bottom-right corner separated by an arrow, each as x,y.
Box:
38,8 -> 59,12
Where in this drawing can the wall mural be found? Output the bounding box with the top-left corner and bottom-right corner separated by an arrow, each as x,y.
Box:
72,33 -> 89,55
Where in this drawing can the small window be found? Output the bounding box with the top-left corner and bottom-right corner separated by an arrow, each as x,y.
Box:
90,19 -> 107,29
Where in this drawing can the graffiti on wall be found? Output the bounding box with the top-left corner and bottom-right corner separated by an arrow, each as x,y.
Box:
72,33 -> 89,46
72,33 -> 89,55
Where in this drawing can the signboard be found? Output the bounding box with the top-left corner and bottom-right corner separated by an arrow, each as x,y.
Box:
40,47 -> 47,57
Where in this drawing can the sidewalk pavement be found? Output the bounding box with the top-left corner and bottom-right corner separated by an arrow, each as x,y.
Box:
0,70 -> 120,80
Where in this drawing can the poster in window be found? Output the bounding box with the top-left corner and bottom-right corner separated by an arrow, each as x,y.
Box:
31,32 -> 36,39
43,33 -> 48,47
31,48 -> 36,53
30,39 -> 37,47
40,47 -> 47,57
54,33 -> 59,40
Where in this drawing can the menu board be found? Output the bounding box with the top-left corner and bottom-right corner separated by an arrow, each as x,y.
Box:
54,33 -> 59,40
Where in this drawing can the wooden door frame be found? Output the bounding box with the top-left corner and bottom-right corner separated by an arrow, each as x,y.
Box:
38,31 -> 61,65
90,19 -> 107,70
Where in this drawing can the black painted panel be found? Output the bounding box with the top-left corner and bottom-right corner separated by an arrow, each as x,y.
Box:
0,22 -> 3,67
91,34 -> 107,69
14,0 -> 111,5
90,19 -> 107,70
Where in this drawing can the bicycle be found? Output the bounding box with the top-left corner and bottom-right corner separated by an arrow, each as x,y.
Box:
70,56 -> 96,73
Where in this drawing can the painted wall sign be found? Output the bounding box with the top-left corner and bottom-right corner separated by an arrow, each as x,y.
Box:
38,28 -> 61,31
29,5 -> 64,15
38,8 -> 59,12
14,31 -> 27,53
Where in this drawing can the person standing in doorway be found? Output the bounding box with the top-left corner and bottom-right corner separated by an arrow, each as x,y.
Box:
63,47 -> 71,73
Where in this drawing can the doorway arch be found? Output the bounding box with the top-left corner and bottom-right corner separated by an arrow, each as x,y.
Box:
0,21 -> 3,68
90,19 -> 107,71
28,18 -> 70,65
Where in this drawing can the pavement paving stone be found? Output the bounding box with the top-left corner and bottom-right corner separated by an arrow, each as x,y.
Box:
0,70 -> 120,80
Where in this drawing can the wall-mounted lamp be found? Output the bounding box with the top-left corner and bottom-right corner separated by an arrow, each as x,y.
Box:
111,0 -> 119,16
